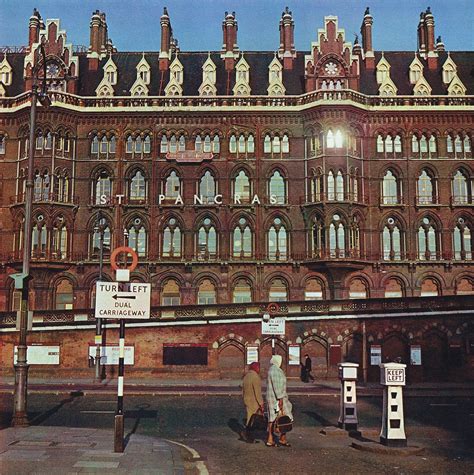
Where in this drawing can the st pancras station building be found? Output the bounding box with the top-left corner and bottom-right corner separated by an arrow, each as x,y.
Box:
0,6 -> 473,383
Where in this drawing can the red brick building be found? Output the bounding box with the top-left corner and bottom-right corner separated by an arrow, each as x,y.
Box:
0,7 -> 473,381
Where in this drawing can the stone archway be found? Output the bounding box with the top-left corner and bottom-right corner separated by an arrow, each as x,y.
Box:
218,341 -> 244,379
302,338 -> 328,378
382,333 -> 409,364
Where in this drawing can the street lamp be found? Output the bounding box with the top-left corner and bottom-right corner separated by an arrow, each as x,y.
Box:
10,40 -> 50,426
94,213 -> 105,382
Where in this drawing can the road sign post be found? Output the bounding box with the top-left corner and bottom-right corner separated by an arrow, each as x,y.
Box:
261,303 -> 282,355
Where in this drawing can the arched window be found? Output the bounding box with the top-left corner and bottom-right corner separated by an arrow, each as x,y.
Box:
304,279 -> 324,300
52,217 -> 68,259
420,135 -> 428,153
31,217 -> 47,257
420,278 -> 439,297
195,135 -> 202,152
455,135 -> 462,154
429,135 -> 437,153
233,279 -> 252,303
411,135 -> 419,154
127,219 -> 147,257
247,135 -> 255,153
165,171 -> 181,198
162,218 -> 181,257
126,135 -> 133,153
382,217 -> 403,260
268,217 -> 287,261
109,135 -> 116,154
169,135 -> 177,153
203,135 -> 211,153
334,130 -> 343,148
327,130 -> 335,149
376,135 -> 384,153
453,219 -> 472,260
382,170 -> 399,205
44,132 -> 52,150
418,216 -> 438,260
100,136 -> 108,154
197,218 -> 217,260
212,135 -> 220,153
129,170 -> 146,201
0,135 -> 6,154
394,135 -> 402,153
234,170 -> 251,203
269,278 -> 288,302
143,135 -> 151,154
232,217 -> 252,258
385,135 -> 393,153
282,134 -> 289,154
238,135 -> 246,153
199,171 -> 216,203
456,278 -> 474,295
135,136 -> 142,154
417,170 -> 434,205
452,170 -> 469,204
264,135 -> 271,153
327,171 -> 335,200
179,135 -> 186,152
161,279 -> 180,306
91,216 -> 111,257
160,136 -> 168,153
229,135 -> 237,153
269,170 -> 286,204
55,279 -> 73,309
198,279 -> 216,304
95,170 -> 112,204
447,135 -> 454,153
336,170 -> 344,201
384,278 -> 403,298
329,214 -> 345,258
349,278 -> 368,299
272,136 -> 281,154
464,136 -> 471,154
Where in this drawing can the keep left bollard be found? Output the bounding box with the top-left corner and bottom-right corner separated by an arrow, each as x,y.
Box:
337,362 -> 359,431
380,362 -> 407,447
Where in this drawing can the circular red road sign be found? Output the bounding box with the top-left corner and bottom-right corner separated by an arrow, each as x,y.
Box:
110,246 -> 138,271
266,303 -> 280,315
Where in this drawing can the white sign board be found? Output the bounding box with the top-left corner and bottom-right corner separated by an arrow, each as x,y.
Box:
410,345 -> 422,365
14,345 -> 60,365
370,345 -> 382,366
382,368 -> 406,385
95,281 -> 151,319
246,346 -> 259,365
262,318 -> 286,335
288,345 -> 300,366
89,345 -> 135,365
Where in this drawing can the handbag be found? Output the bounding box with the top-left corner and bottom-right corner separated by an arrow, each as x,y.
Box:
249,409 -> 268,430
275,414 -> 293,433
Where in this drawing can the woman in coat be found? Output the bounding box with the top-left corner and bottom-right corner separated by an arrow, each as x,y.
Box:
266,354 -> 293,447
242,362 -> 264,442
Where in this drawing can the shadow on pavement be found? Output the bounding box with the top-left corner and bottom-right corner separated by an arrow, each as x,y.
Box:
124,403 -> 157,447
302,410 -> 334,427
30,390 -> 84,426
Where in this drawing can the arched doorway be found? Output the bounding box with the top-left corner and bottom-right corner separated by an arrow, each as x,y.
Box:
343,334 -> 363,369
218,342 -> 244,379
422,331 -> 448,382
260,338 -> 287,379
302,338 -> 328,378
382,334 -> 409,364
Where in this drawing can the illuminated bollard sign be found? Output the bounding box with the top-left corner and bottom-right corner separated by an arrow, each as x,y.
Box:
95,281 -> 151,319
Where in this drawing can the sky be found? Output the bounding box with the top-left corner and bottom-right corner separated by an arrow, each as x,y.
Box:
0,0 -> 472,52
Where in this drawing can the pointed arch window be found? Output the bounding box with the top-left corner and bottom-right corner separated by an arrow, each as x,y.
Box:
268,217 -> 287,261
418,216 -> 438,260
233,279 -> 252,303
162,218 -> 181,257
336,170 -> 344,201
282,134 -> 289,153
238,135 -> 246,153
198,279 -> 216,304
212,135 -> 220,153
264,135 -> 271,153
160,136 -> 168,153
100,136 -> 108,154
269,278 -> 288,302
203,135 -> 211,153
52,217 -> 68,259
135,136 -> 142,154
411,135 -> 419,154
126,135 -> 133,153
199,170 -> 216,203
420,278 -> 439,297
143,135 -> 151,154
269,170 -> 286,204
197,217 -> 217,260
327,171 -> 335,200
311,170 -> 323,202
32,218 -> 47,257
234,170 -> 251,203
454,219 -> 472,260
55,279 -> 74,309
452,170 -> 469,204
382,217 -> 403,260
394,135 -> 402,153
169,135 -> 177,153
127,219 -> 147,257
91,216 -> 111,257
129,170 -> 146,201
376,135 -> 384,153
161,279 -> 180,306
385,135 -> 393,153
165,171 -> 181,199
384,278 -> 404,298
178,135 -> 186,152
417,170 -> 435,205
327,130 -> 335,148
382,170 -> 400,205
229,135 -> 237,153
273,136 -> 281,153
312,216 -> 324,258
232,217 -> 253,258
329,214 -> 345,258
247,135 -> 254,153
447,135 -> 454,153
44,132 -> 52,150
195,135 -> 202,152
95,170 -> 112,204
304,279 -> 324,300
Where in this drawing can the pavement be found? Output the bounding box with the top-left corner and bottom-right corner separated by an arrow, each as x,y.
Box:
0,426 -> 201,475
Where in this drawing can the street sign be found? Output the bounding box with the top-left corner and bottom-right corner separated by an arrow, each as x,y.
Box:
261,317 -> 285,335
95,281 -> 151,319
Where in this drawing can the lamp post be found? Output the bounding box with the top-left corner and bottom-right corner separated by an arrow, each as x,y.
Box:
11,41 -> 50,427
94,213 -> 105,382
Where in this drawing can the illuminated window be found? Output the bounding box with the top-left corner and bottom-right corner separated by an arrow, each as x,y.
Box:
55,279 -> 73,309
162,279 -> 180,306
233,279 -> 252,303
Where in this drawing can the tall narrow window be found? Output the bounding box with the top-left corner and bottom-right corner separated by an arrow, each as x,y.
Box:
382,218 -> 402,260
453,220 -> 472,260
197,218 -> 217,260
165,171 -> 181,198
247,135 -> 254,153
234,170 -> 251,203
269,171 -> 286,204
312,216 -> 324,257
394,135 -> 402,153
238,135 -> 246,153
203,135 -> 211,153
100,136 -> 108,154
382,170 -> 399,205
129,170 -> 146,201
268,217 -> 287,261
264,135 -> 271,153
95,171 -> 112,204
135,136 -> 142,154
327,130 -> 335,148
417,170 -> 434,204
329,214 -> 345,258
282,134 -> 289,153
170,135 -> 177,153
178,135 -> 186,152
195,135 -> 202,152
412,135 -> 419,154
376,135 -> 384,153
336,170 -> 344,201
212,135 -> 220,153
162,218 -> 181,257
160,136 -> 168,153
91,217 -> 111,256
52,218 -> 68,259
334,130 -> 343,148
128,221 -> 147,257
126,136 -> 133,153
418,217 -> 438,260
143,135 -> 151,153
199,171 -> 216,203
327,171 -> 335,200
229,135 -> 237,153
453,170 -> 468,204
109,135 -> 116,154
385,136 -> 393,153
233,217 -> 252,258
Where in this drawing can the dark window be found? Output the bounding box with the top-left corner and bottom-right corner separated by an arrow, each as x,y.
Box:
163,344 -> 208,365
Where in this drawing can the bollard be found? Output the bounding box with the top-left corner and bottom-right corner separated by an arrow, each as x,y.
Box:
380,362 -> 407,447
337,362 -> 359,431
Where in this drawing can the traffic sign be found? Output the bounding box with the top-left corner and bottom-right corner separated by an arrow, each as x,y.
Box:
95,281 -> 151,319
110,246 -> 138,271
262,317 -> 285,335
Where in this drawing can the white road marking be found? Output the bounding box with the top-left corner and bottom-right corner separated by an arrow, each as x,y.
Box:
429,404 -> 458,407
80,410 -> 115,414
164,438 -> 209,475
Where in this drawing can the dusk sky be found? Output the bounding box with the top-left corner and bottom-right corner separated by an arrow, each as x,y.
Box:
0,0 -> 472,52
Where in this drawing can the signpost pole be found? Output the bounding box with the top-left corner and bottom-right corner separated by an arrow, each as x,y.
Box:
114,318 -> 126,453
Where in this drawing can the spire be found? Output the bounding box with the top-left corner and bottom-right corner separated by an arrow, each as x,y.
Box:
278,6 -> 296,69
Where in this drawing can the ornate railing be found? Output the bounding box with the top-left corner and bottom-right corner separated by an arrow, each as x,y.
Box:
1,90 -> 473,111
1,294 -> 473,328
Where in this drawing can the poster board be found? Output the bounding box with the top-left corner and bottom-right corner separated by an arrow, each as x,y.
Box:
370,345 -> 382,366
410,345 -> 422,365
89,345 -> 135,365
246,346 -> 259,364
14,345 -> 60,365
288,345 -> 300,366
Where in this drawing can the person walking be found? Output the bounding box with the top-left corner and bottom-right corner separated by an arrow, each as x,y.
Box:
304,354 -> 315,382
241,361 -> 264,443
266,355 -> 293,447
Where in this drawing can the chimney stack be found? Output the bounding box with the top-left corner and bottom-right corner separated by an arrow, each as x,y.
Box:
360,7 -> 374,69
436,35 -> 445,53
418,7 -> 437,68
278,7 -> 296,70
221,11 -> 239,71
159,7 -> 172,70
88,10 -> 109,70
417,12 -> 426,54
28,8 -> 41,51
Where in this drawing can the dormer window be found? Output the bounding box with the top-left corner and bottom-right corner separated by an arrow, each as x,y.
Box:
107,70 -> 115,83
140,70 -> 148,82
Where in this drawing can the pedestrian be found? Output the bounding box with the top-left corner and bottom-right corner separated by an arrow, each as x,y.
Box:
241,361 -> 264,443
266,355 -> 293,447
304,354 -> 315,382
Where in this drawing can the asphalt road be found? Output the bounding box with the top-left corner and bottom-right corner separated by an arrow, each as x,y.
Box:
1,393 -> 473,474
